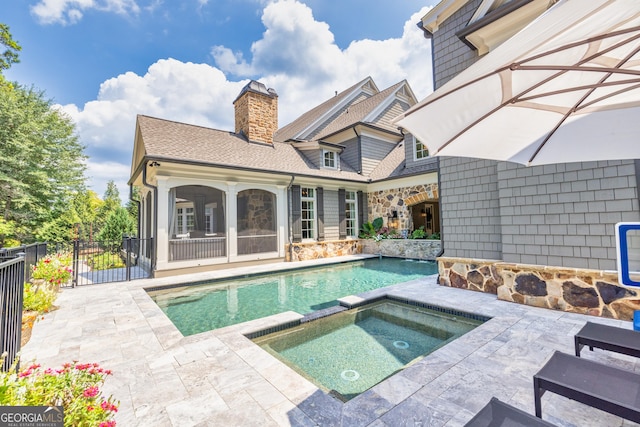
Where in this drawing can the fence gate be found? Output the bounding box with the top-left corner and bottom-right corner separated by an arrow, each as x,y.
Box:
68,237 -> 153,286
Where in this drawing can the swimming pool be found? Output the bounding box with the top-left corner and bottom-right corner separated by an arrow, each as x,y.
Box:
148,258 -> 437,335
253,299 -> 485,401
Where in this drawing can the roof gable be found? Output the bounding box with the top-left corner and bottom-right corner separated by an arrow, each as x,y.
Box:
273,77 -> 379,142
314,80 -> 418,140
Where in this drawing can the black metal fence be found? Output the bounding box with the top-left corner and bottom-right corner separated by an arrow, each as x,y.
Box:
67,237 -> 152,286
0,254 -> 24,371
0,243 -> 48,283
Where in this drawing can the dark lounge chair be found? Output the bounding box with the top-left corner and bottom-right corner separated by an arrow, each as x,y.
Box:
464,397 -> 556,426
533,351 -> 640,423
574,321 -> 640,358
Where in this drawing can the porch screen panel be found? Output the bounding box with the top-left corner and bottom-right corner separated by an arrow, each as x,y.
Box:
291,185 -> 302,242
338,189 -> 346,239
237,189 -> 277,255
169,185 -> 226,261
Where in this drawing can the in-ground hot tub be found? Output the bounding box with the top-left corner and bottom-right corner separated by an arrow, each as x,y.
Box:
252,298 -> 488,401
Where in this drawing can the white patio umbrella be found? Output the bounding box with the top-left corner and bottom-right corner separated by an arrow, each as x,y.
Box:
394,0 -> 640,166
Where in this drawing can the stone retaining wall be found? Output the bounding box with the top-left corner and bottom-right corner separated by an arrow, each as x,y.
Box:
286,240 -> 361,262
438,256 -> 640,321
361,239 -> 442,260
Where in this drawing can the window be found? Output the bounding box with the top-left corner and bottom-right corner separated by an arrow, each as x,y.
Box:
175,206 -> 195,235
301,187 -> 316,239
323,150 -> 338,169
415,136 -> 429,160
204,206 -> 217,234
345,191 -> 357,237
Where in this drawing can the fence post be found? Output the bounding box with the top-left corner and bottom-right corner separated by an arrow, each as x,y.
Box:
125,237 -> 132,282
72,240 -> 80,288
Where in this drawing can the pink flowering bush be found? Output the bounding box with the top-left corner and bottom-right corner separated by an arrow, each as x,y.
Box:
31,252 -> 73,286
0,357 -> 119,426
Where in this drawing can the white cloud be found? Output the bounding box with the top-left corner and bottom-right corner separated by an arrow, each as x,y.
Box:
31,0 -> 140,25
84,159 -> 132,201
62,0 -> 433,197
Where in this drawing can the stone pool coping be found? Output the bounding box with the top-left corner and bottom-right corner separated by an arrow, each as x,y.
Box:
21,254 -> 640,426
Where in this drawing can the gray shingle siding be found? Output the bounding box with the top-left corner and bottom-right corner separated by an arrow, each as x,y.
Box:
323,190 -> 340,240
361,135 -> 395,176
340,137 -> 360,172
432,0 -> 483,89
497,160 -> 639,270
440,157 -> 502,260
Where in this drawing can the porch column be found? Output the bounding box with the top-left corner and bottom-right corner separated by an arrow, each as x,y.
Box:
227,182 -> 238,260
155,177 -> 169,270
276,185 -> 287,258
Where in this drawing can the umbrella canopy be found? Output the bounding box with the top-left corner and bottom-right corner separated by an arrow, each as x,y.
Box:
394,0 -> 640,166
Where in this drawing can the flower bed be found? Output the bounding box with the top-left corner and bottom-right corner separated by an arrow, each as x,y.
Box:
0,359 -> 119,426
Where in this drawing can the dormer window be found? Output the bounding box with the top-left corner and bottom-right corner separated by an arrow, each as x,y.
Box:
414,136 -> 429,160
323,150 -> 339,169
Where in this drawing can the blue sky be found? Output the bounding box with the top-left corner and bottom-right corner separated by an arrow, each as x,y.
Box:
4,0 -> 437,200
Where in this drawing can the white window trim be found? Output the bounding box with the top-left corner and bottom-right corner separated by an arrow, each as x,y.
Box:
413,135 -> 429,161
322,149 -> 339,169
301,187 -> 317,241
345,190 -> 358,238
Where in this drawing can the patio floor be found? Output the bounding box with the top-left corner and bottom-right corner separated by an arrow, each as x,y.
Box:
21,255 -> 640,426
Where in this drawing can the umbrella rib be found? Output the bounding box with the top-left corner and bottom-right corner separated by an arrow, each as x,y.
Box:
516,25 -> 640,67
515,65 -> 640,77
527,41 -> 640,164
517,78 -> 640,103
578,82 -> 640,111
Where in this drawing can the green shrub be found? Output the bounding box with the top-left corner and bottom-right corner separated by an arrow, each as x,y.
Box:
410,226 -> 427,239
0,357 -> 119,427
87,252 -> 125,270
359,217 -> 384,239
23,282 -> 58,313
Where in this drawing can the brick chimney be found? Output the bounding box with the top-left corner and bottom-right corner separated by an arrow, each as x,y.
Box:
233,80 -> 278,144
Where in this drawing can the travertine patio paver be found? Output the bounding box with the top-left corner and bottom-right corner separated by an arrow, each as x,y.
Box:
20,255 -> 640,426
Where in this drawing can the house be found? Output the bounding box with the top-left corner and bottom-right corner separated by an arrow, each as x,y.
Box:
414,0 -> 640,319
128,77 -> 440,277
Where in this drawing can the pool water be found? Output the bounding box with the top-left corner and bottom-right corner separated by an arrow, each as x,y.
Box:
253,300 -> 484,401
149,258 -> 436,335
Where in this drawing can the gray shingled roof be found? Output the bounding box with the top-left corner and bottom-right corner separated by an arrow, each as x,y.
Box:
314,81 -> 406,140
136,115 -> 368,182
273,77 -> 372,143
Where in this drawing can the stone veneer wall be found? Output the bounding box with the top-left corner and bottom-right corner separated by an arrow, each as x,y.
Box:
368,183 -> 439,230
286,240 -> 361,262
438,256 -> 640,321
361,239 -> 442,260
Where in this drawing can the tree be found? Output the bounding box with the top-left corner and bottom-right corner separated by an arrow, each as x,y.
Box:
97,207 -> 135,243
0,83 -> 87,245
36,189 -> 103,242
0,23 -> 20,73
126,186 -> 140,237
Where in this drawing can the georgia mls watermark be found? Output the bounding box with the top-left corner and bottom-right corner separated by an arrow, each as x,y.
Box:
0,406 -> 64,427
